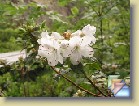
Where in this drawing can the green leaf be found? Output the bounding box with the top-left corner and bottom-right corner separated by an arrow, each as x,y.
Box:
71,6 -> 79,16
118,70 -> 129,79
83,62 -> 101,72
41,21 -> 46,29
70,63 -> 84,74
58,0 -> 70,6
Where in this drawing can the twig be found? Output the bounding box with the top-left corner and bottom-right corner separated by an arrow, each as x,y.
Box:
81,71 -> 108,97
51,66 -> 103,97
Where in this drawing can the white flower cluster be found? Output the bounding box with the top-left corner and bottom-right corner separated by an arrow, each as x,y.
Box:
37,24 -> 96,66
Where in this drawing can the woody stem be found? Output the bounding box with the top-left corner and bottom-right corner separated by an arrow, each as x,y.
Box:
81,71 -> 109,97
51,66 -> 103,97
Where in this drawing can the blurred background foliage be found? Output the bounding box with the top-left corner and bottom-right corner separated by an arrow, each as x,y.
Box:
0,0 -> 130,97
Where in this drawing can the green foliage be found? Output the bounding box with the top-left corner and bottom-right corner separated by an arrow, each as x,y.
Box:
0,29 -> 21,52
58,0 -> 71,6
71,6 -> 79,16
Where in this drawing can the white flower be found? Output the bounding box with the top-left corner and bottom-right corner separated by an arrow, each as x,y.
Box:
37,25 -> 96,66
37,31 -> 64,44
64,36 -> 94,65
37,31 -> 50,45
38,34 -> 63,66
71,24 -> 96,44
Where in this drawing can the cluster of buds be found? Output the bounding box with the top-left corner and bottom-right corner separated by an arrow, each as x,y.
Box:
73,89 -> 86,97
102,64 -> 118,70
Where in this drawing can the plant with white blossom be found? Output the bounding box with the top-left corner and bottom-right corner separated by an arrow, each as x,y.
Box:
16,23 -> 114,97
37,24 -> 96,66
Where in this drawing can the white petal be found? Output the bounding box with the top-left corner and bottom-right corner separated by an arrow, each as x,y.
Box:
57,51 -> 63,64
40,36 -> 50,45
71,30 -> 82,37
70,50 -> 82,65
90,35 -> 96,44
38,45 -> 49,57
81,36 -> 92,46
37,39 -> 41,44
56,49 -> 63,64
62,47 -> 72,57
51,40 -> 60,49
42,39 -> 60,50
51,32 -> 64,40
80,46 -> 94,57
60,40 -> 69,45
60,40 -> 69,49
46,52 -> 58,66
60,40 -> 72,57
41,31 -> 50,39
45,49 -> 63,66
38,49 -> 47,57
41,31 -> 49,36
39,31 -> 51,45
69,36 -> 81,47
47,58 -> 58,66
82,24 -> 96,36
81,36 -> 96,46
